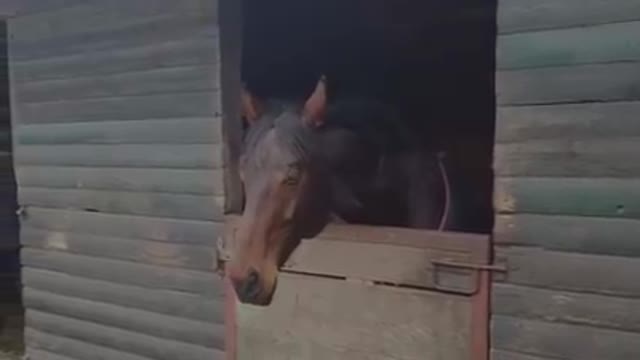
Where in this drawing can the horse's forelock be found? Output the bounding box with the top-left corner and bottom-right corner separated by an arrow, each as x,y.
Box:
242,103 -> 318,169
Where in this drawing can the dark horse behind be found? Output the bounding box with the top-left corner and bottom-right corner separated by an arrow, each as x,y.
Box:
226,77 -> 454,305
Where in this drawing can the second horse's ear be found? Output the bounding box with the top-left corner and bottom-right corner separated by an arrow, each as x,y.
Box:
240,85 -> 263,125
302,76 -> 327,128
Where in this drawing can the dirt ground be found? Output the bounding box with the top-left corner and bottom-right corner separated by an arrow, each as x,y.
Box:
0,312 -> 23,360
0,335 -> 22,360
0,350 -> 21,360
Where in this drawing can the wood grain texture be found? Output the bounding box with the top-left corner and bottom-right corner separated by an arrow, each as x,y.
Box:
15,144 -> 224,169
237,272 -> 472,360
494,177 -> 640,219
25,348 -> 77,360
16,166 -> 225,196
17,91 -> 220,124
24,287 -> 223,349
13,38 -> 217,82
12,26 -> 215,66
496,247 -> 640,297
281,239 -> 482,293
17,64 -> 219,104
26,310 -> 218,360
498,0 -> 640,34
21,207 -> 220,246
491,349 -> 553,360
497,62 -> 640,105
224,216 -> 490,292
492,315 -> 640,360
11,13 -> 217,61
494,214 -> 640,257
10,0 -> 218,43
23,268 -> 223,323
9,1 -> 226,358
498,21 -> 640,70
16,117 -> 222,145
21,248 -> 224,298
21,227 -> 216,271
493,283 -> 640,333
26,328 -> 152,360
218,0 -> 244,214
496,101 -> 640,144
18,187 -> 223,221
494,138 -> 640,177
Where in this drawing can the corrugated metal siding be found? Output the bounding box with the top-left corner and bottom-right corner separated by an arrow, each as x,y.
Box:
0,18 -> 21,349
8,1 -> 226,359
492,1 -> 640,359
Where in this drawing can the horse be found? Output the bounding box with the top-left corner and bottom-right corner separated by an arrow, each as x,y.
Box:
226,77 -> 454,305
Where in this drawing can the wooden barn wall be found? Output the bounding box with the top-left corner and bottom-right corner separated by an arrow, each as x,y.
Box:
8,1 -> 226,359
493,1 -> 640,359
0,18 -> 22,348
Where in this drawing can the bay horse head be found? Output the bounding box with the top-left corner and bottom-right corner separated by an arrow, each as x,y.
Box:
227,77 -> 332,305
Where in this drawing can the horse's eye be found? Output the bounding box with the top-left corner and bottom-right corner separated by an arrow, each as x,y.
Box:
283,165 -> 301,185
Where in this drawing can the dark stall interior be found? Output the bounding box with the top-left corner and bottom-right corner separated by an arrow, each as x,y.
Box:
0,20 -> 22,354
241,0 -> 497,233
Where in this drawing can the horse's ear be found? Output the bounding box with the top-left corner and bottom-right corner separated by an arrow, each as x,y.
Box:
302,76 -> 327,128
240,85 -> 263,125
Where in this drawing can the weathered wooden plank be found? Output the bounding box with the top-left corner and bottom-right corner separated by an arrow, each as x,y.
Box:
23,268 -> 223,323
26,348 -> 77,360
21,248 -> 223,298
497,62 -> 640,105
218,0 -> 244,213
26,327 -> 165,360
226,214 -> 490,257
498,21 -> 640,70
494,138 -> 640,177
238,272 -> 471,360
492,315 -> 640,360
14,144 -> 224,169
493,283 -> 640,333
10,0 -> 218,43
22,207 -> 220,245
491,349 -> 553,360
26,310 -> 219,360
224,216 -> 490,291
494,214 -> 640,257
498,0 -> 640,34
16,166 -> 224,196
10,14 -> 218,61
12,38 -> 217,82
18,64 -> 219,104
16,91 -> 220,124
495,177 -> 640,219
18,187 -> 223,221
23,287 -> 223,349
496,247 -> 640,297
16,117 -> 222,145
496,101 -> 640,144
282,239 -> 478,291
21,227 -> 216,271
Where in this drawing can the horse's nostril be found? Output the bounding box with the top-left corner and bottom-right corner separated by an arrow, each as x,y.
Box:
233,268 -> 261,303
244,268 -> 261,298
247,269 -> 259,287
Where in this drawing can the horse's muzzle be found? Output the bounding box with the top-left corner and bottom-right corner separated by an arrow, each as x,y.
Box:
231,268 -> 265,304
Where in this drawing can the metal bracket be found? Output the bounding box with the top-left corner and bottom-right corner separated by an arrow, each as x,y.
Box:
431,259 -> 507,295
